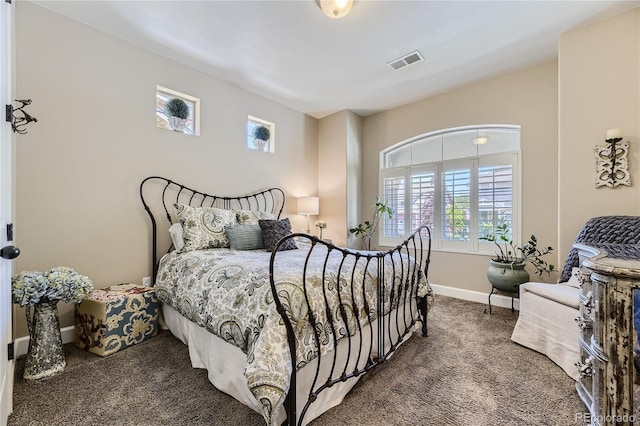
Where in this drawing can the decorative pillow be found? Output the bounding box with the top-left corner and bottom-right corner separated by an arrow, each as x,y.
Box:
168,223 -> 185,251
258,218 -> 298,252
174,204 -> 237,251
234,209 -> 277,226
225,225 -> 264,250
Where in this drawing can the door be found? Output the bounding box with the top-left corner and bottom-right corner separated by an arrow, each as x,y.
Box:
0,0 -> 14,423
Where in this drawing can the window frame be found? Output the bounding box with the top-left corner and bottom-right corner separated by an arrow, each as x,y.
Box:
379,125 -> 522,255
156,85 -> 200,136
247,115 -> 275,153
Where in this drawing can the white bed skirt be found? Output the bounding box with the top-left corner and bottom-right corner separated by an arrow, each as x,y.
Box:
163,302 -> 421,425
163,304 -> 366,425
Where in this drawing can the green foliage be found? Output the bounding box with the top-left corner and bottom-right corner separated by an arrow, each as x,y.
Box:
479,223 -> 555,276
443,194 -> 470,240
254,125 -> 271,141
165,98 -> 189,119
349,199 -> 393,250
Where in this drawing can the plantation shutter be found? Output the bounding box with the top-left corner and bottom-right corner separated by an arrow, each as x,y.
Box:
410,167 -> 436,235
380,168 -> 407,245
441,161 -> 471,243
477,153 -> 518,239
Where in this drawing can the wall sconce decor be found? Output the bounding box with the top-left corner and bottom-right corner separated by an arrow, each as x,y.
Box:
595,128 -> 631,188
297,196 -> 319,233
6,99 -> 38,134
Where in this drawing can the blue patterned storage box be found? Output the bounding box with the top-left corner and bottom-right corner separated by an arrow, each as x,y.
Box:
74,283 -> 159,356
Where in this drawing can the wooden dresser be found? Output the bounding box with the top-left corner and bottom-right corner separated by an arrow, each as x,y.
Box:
574,243 -> 640,425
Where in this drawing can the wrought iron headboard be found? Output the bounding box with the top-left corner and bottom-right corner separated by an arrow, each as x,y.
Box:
139,176 -> 285,283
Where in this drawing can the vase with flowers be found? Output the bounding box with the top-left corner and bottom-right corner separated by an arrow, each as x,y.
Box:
314,220 -> 327,239
12,267 -> 93,380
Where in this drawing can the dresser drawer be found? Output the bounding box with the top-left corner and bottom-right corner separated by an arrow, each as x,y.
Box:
590,273 -> 607,353
577,292 -> 594,343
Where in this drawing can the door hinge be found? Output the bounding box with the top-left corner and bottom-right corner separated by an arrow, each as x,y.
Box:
6,223 -> 13,241
5,105 -> 12,122
7,342 -> 14,361
5,0 -> 12,5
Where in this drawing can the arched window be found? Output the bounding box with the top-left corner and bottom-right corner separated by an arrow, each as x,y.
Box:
379,125 -> 521,253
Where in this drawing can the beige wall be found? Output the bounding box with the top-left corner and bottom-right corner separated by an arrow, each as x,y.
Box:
13,2 -> 318,337
317,110 -> 363,247
346,111 -> 363,248
362,61 -> 559,293
558,8 -> 640,260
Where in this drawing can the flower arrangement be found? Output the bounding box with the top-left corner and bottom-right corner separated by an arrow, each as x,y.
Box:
12,266 -> 94,306
315,220 -> 327,239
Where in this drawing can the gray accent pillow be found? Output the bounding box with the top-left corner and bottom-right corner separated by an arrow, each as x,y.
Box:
258,218 -> 298,252
225,225 -> 264,250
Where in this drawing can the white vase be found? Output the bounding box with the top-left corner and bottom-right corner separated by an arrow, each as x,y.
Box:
253,138 -> 268,150
168,116 -> 187,132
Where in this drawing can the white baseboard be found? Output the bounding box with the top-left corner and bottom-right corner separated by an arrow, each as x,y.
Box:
429,283 -> 520,311
14,325 -> 75,359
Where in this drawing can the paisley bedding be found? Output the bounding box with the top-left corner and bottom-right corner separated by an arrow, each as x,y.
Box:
154,244 -> 428,425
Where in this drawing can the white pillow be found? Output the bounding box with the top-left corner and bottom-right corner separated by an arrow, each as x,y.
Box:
565,267 -> 581,288
168,223 -> 185,251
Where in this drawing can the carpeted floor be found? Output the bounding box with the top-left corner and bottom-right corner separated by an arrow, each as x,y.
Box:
8,296 -> 588,425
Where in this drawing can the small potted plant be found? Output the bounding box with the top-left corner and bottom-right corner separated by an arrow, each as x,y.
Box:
165,98 -> 189,132
479,223 -> 554,292
253,125 -> 271,150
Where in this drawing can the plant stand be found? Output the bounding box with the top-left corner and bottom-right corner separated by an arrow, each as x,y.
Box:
484,285 -> 519,314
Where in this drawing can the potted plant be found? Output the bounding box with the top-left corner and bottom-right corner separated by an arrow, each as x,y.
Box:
349,199 -> 392,251
253,125 -> 271,150
479,223 -> 554,292
165,97 -> 189,132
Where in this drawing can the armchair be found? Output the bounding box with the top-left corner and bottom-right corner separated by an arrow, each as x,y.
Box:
510,216 -> 640,381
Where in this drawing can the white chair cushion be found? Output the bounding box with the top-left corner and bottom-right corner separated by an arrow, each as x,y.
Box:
519,281 -> 580,309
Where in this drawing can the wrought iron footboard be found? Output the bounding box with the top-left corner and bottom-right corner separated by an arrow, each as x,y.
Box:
269,225 -> 432,425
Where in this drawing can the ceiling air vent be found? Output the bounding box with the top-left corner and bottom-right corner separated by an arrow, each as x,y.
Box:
387,50 -> 424,71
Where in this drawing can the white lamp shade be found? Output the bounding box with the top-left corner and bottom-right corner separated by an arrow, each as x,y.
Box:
297,196 -> 319,215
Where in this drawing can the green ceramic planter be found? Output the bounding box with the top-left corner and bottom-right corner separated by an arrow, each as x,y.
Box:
486,260 -> 530,293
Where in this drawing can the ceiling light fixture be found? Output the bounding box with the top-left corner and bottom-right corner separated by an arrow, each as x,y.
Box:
316,0 -> 356,19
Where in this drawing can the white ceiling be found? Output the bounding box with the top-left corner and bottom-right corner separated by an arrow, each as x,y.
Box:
34,0 -> 640,119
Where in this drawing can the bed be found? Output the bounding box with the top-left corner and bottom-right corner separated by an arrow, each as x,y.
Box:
139,176 -> 433,425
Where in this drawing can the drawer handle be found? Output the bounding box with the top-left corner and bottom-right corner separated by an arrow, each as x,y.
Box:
582,291 -> 593,315
575,356 -> 594,379
575,316 -> 592,331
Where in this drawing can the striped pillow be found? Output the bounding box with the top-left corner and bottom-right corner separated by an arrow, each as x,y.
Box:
225,225 -> 264,250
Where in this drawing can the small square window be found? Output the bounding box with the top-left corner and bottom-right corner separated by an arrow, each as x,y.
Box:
248,116 -> 275,153
156,86 -> 200,136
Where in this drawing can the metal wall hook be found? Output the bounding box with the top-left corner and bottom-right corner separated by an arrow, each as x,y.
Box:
6,99 -> 38,134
